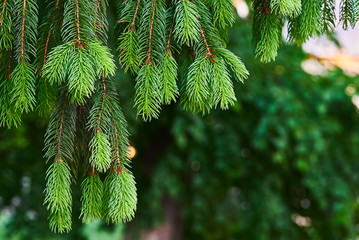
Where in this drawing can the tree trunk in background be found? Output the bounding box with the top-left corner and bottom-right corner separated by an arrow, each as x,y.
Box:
141,196 -> 183,240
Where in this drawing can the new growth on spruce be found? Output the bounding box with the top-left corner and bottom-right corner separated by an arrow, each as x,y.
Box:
0,0 -> 358,233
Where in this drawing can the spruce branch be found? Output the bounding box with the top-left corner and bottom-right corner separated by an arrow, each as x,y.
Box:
107,170 -> 137,223
216,48 -> 249,82
146,0 -> 157,66
270,0 -> 301,17
173,0 -> 200,46
44,91 -> 77,163
181,56 -> 212,114
252,0 -> 282,62
161,51 -> 179,105
10,61 -> 36,113
0,0 -> 13,51
323,0 -> 336,34
211,0 -> 236,28
117,0 -> 141,74
44,160 -> 73,233
80,173 -> 103,223
88,76 -> 112,172
134,64 -> 162,120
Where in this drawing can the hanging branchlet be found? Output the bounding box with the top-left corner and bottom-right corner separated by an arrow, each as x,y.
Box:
0,50 -> 22,128
42,0 -> 115,104
85,76 -> 135,223
252,0 -> 282,63
296,0 -> 323,43
36,0 -> 65,73
43,90 -> 77,233
45,159 -> 73,233
117,0 -> 141,74
106,169 -> 137,223
160,9 -> 179,105
322,0 -> 336,34
93,0 -> 109,43
211,0 -> 236,29
35,0 -> 64,117
178,1 -> 248,114
80,171 -> 103,223
87,75 -> 112,172
173,0 -> 200,46
133,0 -> 167,120
0,0 -> 13,51
161,51 -> 179,105
270,0 -> 301,17
8,0 -> 38,116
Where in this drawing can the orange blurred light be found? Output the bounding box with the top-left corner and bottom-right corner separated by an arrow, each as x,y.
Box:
127,145 -> 136,159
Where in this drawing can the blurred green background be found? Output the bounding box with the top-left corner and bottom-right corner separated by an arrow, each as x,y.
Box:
1,4 -> 359,240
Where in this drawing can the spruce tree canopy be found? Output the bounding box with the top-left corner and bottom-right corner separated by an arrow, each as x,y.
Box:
0,0 -> 358,233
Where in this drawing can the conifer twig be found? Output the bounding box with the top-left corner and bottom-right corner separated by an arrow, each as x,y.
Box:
7,49 -> 11,78
42,0 -> 61,68
96,74 -> 106,133
43,31 -> 51,67
20,0 -> 27,61
112,120 -> 121,168
146,0 -> 157,65
130,0 -> 141,31
0,0 -> 8,25
56,97 -> 67,162
199,24 -> 215,62
75,0 -> 81,43
166,14 -> 176,54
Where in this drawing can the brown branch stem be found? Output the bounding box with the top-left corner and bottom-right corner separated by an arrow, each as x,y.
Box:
7,50 -> 11,78
75,0 -> 81,43
199,24 -> 215,62
0,0 -> 8,25
56,97 -> 67,162
112,121 -> 121,168
96,73 -> 107,133
130,0 -> 141,31
43,31 -> 51,67
166,14 -> 176,55
20,0 -> 27,61
146,0 -> 157,65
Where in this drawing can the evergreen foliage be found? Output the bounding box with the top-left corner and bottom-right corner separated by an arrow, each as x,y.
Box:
0,0 -> 358,233
80,173 -> 103,223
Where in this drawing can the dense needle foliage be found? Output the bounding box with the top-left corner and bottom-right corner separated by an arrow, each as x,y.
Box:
0,0 -> 358,233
